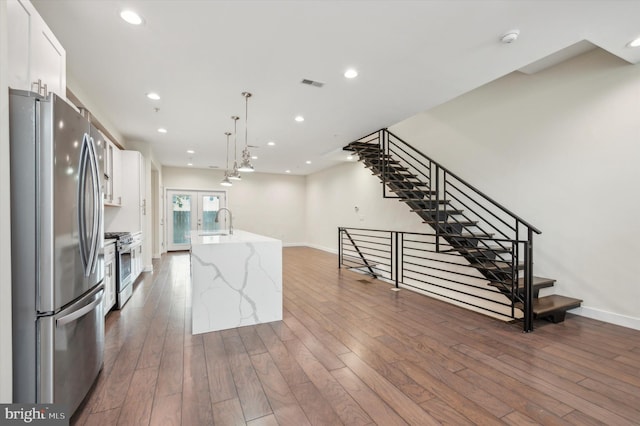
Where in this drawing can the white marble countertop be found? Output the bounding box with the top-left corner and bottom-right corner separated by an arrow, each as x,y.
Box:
190,229 -> 279,245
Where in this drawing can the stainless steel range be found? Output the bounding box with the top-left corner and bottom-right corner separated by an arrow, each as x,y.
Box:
104,231 -> 135,309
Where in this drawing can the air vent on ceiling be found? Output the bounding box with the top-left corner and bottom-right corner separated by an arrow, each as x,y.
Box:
208,165 -> 219,169
301,78 -> 324,88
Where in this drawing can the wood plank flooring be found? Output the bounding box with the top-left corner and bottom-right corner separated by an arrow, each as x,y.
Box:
71,247 -> 640,425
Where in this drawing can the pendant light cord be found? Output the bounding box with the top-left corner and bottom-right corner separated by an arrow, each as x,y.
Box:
244,95 -> 249,150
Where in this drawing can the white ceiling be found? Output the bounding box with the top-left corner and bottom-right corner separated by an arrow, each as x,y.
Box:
31,0 -> 640,175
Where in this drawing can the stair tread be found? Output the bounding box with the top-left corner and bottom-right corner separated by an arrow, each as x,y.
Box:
454,232 -> 494,239
516,295 -> 583,315
422,219 -> 475,225
419,209 -> 464,217
488,276 -> 555,290
410,201 -> 452,210
472,261 -> 524,271
533,295 -> 582,314
443,244 -> 507,253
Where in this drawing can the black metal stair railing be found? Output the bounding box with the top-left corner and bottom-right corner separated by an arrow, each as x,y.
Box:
339,227 -> 534,329
344,129 -> 542,332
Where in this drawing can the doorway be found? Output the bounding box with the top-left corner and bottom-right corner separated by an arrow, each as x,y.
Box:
166,189 -> 228,251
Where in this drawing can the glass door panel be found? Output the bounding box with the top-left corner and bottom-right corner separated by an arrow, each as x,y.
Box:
166,190 -> 227,251
199,195 -> 220,233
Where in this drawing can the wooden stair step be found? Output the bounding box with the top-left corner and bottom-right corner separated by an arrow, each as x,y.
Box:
419,209 -> 464,218
423,219 -> 475,226
410,201 -> 452,211
472,261 -> 524,272
488,276 -> 555,292
516,294 -> 583,323
345,142 -> 379,150
453,232 -> 494,239
533,295 -> 582,315
402,191 -> 438,200
442,243 -> 507,255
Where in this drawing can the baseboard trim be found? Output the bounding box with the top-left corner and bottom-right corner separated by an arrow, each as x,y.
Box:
143,265 -> 154,273
283,242 -> 307,248
570,306 -> 640,331
302,243 -> 338,255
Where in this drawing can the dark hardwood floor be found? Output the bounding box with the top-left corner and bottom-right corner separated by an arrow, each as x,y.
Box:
71,247 -> 640,425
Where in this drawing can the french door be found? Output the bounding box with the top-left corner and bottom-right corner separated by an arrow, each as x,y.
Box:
166,190 -> 227,251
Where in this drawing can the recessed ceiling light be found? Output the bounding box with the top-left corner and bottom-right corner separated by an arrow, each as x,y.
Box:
305,160 -> 312,164
251,155 -> 258,160
120,10 -> 143,25
187,163 -> 193,166
157,128 -> 167,133
344,69 -> 358,79
146,92 -> 160,100
186,150 -> 195,154
628,37 -> 640,48
285,170 -> 291,173
267,141 -> 276,146
347,156 -> 353,160
295,115 -> 305,122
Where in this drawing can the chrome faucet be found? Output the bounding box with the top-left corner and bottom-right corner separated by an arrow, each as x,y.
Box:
214,208 -> 233,235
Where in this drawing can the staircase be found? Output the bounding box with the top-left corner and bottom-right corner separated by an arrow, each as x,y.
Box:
343,129 -> 581,331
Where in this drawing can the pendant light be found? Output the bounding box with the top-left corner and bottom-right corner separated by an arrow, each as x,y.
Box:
220,132 -> 232,187
238,91 -> 255,172
228,116 -> 242,181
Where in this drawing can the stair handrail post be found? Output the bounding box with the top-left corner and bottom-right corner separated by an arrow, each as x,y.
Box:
391,231 -> 400,288
381,129 -> 388,198
435,164 -> 440,252
523,227 -> 534,332
338,227 -> 343,269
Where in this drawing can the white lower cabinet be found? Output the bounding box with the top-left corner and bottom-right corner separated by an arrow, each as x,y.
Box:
130,232 -> 143,283
104,241 -> 116,315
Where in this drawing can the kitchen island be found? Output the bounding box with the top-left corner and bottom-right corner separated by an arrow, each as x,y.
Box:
189,230 -> 282,334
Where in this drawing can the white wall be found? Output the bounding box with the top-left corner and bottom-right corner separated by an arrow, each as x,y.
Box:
305,161 -> 426,252
162,167 -> 306,245
388,49 -> 640,329
0,0 -> 13,403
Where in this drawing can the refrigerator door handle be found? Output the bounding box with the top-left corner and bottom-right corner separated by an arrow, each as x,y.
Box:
56,288 -> 104,327
86,136 -> 101,274
78,133 -> 91,275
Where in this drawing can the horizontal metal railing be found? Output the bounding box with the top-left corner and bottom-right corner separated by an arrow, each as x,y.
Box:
339,227 -> 533,330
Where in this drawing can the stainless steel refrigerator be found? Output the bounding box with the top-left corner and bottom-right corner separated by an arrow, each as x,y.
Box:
9,89 -> 105,415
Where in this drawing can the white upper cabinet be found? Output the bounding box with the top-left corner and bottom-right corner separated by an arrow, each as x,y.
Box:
104,138 -> 122,207
104,150 -> 145,233
7,0 -> 66,98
